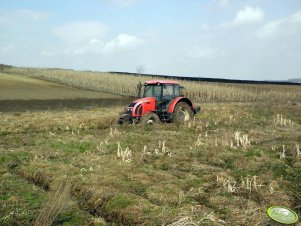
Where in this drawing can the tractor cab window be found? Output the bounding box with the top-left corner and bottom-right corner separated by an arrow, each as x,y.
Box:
163,85 -> 174,101
143,85 -> 151,97
144,85 -> 162,100
174,85 -> 180,97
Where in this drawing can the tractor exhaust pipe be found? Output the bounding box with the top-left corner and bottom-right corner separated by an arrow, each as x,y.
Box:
137,81 -> 142,98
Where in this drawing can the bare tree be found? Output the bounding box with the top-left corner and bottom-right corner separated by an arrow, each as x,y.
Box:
136,65 -> 145,75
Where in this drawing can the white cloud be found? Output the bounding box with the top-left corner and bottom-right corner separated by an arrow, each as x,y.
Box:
255,11 -> 301,39
67,38 -> 105,55
48,20 -> 141,56
234,6 -> 264,25
53,21 -> 108,44
222,6 -> 264,27
290,11 -> 301,23
102,34 -> 141,53
42,33 -> 141,56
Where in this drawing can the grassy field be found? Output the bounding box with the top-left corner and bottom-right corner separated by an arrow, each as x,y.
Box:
0,70 -> 300,225
0,73 -> 131,112
0,73 -> 123,100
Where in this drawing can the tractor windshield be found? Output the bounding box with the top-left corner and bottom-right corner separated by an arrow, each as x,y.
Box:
143,85 -> 162,99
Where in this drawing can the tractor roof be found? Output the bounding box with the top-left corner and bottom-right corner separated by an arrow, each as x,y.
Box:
144,80 -> 179,85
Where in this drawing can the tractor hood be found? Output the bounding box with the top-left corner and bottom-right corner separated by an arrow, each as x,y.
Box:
129,97 -> 156,117
133,97 -> 156,104
119,97 -> 157,123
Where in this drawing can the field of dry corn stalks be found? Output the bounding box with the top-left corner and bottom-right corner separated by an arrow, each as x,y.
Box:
2,67 -> 301,103
0,69 -> 300,225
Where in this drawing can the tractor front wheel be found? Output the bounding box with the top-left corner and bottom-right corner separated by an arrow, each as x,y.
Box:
140,112 -> 160,125
173,102 -> 194,123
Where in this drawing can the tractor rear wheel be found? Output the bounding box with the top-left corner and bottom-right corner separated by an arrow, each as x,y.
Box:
173,102 -> 193,123
140,112 -> 160,125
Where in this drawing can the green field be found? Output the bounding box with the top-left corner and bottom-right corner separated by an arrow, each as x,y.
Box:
0,73 -> 130,112
0,70 -> 300,225
0,73 -> 125,100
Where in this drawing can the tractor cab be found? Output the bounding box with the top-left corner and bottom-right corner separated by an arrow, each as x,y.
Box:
142,80 -> 182,111
118,80 -> 200,124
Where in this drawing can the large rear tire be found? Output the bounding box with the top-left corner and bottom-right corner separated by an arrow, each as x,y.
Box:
140,112 -> 160,125
172,102 -> 194,123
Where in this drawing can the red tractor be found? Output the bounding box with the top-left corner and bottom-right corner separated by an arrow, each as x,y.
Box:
118,80 -> 200,124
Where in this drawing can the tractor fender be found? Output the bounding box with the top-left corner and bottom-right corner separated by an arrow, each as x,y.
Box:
167,97 -> 193,113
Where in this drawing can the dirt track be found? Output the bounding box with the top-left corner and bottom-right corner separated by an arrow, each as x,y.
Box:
0,98 -> 132,112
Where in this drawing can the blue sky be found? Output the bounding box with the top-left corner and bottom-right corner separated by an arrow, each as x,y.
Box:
0,0 -> 301,80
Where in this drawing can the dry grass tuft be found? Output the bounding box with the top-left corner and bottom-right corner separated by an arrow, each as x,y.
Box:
168,212 -> 226,226
34,178 -> 72,226
167,216 -> 199,226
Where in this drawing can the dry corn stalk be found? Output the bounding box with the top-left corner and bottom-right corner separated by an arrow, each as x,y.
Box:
96,142 -> 105,153
296,144 -> 301,157
195,134 -> 205,147
274,114 -> 294,126
217,174 -> 263,194
117,142 -> 132,162
280,145 -> 286,159
216,175 -> 238,193
109,127 -> 119,137
155,140 -> 172,156
178,191 -> 185,204
240,176 -> 263,193
233,131 -> 252,149
142,141 -> 172,158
